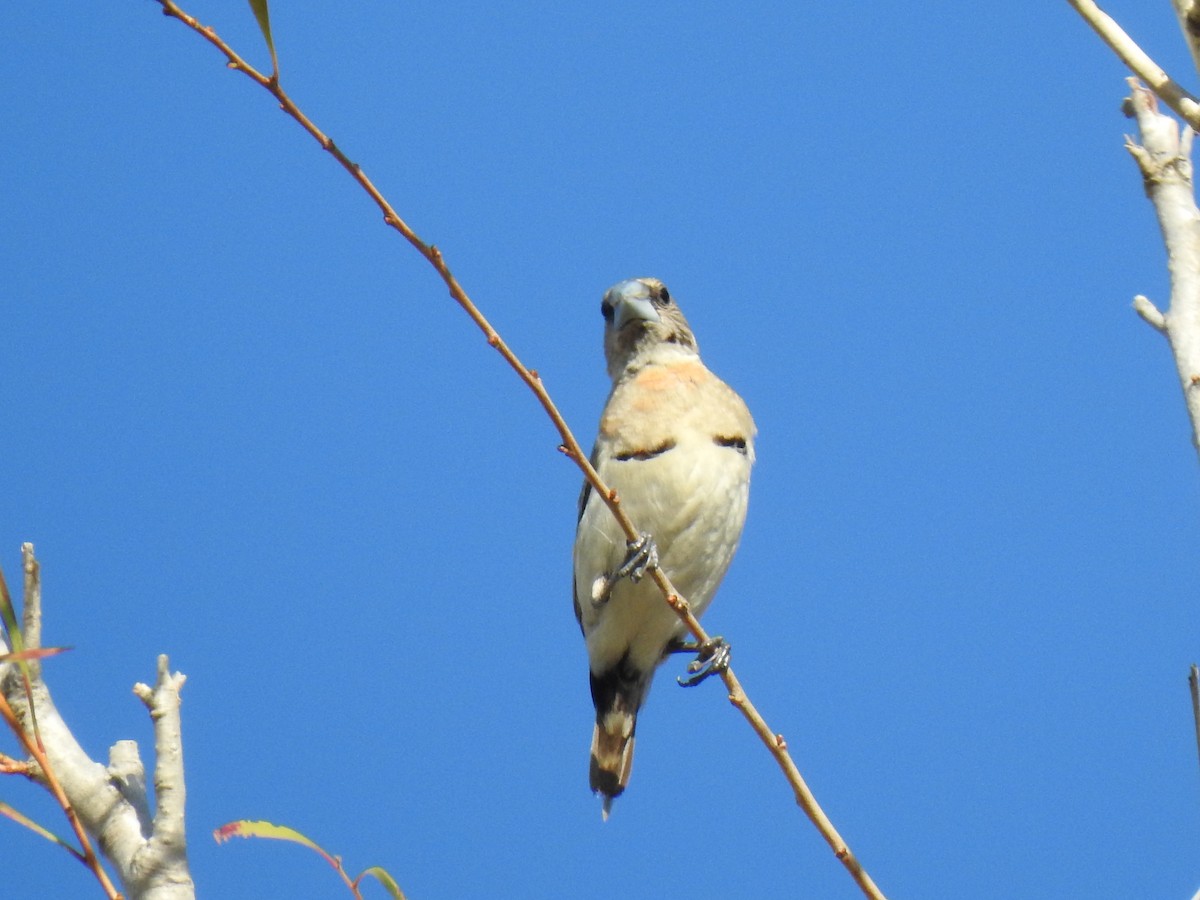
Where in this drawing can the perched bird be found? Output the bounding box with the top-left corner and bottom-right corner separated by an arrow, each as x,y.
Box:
573,277 -> 756,818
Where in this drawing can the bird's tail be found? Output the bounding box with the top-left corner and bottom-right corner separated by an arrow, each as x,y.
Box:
588,668 -> 646,819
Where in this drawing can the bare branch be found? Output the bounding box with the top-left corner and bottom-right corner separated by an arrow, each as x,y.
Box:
21,543 -> 41,669
1067,0 -> 1200,131
0,752 -> 35,776
147,4 -> 887,897
108,741 -> 153,836
1133,294 -> 1167,331
1124,80 -> 1200,458
131,654 -> 190,883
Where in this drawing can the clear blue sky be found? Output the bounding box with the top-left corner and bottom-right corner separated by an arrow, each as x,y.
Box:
4,2 -> 1200,898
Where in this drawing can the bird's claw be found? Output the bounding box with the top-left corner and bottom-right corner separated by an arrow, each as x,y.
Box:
615,532 -> 658,583
675,636 -> 731,687
593,532 -> 660,607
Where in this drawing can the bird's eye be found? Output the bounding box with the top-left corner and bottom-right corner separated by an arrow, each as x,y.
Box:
601,301 -> 614,322
659,286 -> 671,305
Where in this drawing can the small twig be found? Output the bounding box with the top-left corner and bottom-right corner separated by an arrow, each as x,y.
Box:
1133,294 -> 1167,332
21,543 -> 41,672
1067,0 -> 1200,131
149,5 -> 886,897
1190,665 -> 1200,784
0,752 -> 34,776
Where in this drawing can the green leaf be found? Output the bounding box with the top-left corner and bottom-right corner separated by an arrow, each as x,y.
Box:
216,820 -> 324,854
357,866 -> 408,900
0,565 -> 24,658
246,0 -> 280,77
215,820 -> 339,869
216,820 -> 408,898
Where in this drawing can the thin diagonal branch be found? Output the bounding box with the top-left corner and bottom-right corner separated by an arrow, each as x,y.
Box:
1190,665 -> 1200,784
1067,0 -> 1200,131
148,5 -> 886,898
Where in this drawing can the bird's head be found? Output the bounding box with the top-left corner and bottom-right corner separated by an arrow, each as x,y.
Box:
600,277 -> 698,380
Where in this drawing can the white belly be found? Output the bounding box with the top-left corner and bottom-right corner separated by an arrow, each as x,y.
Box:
574,434 -> 751,676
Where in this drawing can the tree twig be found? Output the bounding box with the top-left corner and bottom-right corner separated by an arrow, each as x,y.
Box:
148,4 -> 886,897
21,542 -> 42,676
1132,294 -> 1167,332
1189,664 -> 1200,784
1066,0 -> 1200,131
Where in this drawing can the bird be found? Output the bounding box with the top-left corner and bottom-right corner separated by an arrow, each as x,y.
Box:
572,276 -> 756,819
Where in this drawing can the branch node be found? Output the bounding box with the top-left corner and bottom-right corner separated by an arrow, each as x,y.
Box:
1133,294 -> 1167,332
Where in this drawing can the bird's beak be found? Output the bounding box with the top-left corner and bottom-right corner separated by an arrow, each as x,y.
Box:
614,296 -> 660,330
607,281 -> 661,331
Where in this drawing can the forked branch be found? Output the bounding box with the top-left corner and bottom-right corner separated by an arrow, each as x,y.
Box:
1,545 -> 194,899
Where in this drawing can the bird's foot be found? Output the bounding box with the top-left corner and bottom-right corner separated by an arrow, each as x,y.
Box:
673,636 -> 731,687
616,532 -> 658,583
591,532 -> 659,607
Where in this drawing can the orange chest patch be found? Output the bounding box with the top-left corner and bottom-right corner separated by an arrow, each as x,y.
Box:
599,361 -> 709,440
630,360 -> 707,394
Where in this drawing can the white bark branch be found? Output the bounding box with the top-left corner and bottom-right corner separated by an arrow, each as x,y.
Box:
130,656 -> 191,893
1133,294 -> 1168,331
1124,80 -> 1200,457
109,740 -> 154,835
0,545 -> 194,899
1067,0 -> 1200,131
21,543 -> 41,672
